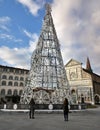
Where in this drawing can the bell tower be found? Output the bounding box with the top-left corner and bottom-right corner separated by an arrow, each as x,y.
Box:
86,57 -> 93,73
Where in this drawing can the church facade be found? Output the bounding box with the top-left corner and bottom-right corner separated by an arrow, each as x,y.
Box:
65,58 -> 100,104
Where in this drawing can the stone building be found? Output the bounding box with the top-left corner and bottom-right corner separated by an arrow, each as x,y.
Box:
65,58 -> 100,104
0,58 -> 100,105
0,65 -> 29,104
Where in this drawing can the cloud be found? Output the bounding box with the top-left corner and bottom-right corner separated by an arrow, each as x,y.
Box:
92,11 -> 100,26
0,33 -> 23,43
0,31 -> 38,69
0,16 -> 23,43
0,16 -> 11,31
23,29 -> 38,52
51,0 -> 100,74
17,0 -> 44,16
0,0 -> 99,75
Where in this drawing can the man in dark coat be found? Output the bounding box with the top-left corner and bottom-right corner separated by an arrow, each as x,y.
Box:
63,98 -> 69,121
29,98 -> 35,119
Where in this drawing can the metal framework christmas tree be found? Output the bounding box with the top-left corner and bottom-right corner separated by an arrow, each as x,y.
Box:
20,4 -> 70,104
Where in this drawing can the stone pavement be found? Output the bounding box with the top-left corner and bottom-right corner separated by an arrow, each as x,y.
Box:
0,106 -> 100,130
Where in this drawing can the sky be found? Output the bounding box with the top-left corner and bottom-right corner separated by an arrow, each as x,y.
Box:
0,0 -> 100,75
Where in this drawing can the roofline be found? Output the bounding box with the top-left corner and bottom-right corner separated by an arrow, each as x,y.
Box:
83,68 -> 100,77
65,58 -> 82,67
0,64 -> 29,71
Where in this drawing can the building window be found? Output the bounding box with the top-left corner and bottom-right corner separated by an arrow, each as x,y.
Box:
8,81 -> 13,86
13,90 -> 18,96
14,82 -> 18,86
1,89 -> 5,96
3,68 -> 7,72
20,82 -> 24,86
10,69 -> 14,72
7,89 -> 12,95
9,76 -> 13,80
2,81 -> 6,86
15,76 -> 19,80
19,90 -> 23,95
20,77 -> 24,81
20,70 -> 24,74
26,71 -> 29,74
2,75 -> 7,79
15,70 -> 19,74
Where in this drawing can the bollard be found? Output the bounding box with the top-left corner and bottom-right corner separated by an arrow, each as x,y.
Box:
48,103 -> 53,110
79,104 -> 81,110
4,104 -> 7,109
13,104 -> 17,110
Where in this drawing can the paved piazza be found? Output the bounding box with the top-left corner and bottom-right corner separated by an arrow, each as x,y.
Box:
0,107 -> 100,130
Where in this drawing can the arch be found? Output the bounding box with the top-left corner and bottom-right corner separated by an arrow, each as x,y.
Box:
20,82 -> 24,86
7,89 -> 12,95
2,75 -> 7,79
8,81 -> 13,86
71,89 -> 77,104
19,90 -> 23,95
1,89 -> 5,95
13,89 -> 18,96
15,76 -> 19,80
20,77 -> 24,81
71,89 -> 75,94
14,82 -> 18,86
94,94 -> 100,104
2,81 -> 6,86
9,76 -> 13,80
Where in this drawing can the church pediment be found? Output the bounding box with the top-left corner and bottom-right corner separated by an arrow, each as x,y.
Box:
65,59 -> 82,67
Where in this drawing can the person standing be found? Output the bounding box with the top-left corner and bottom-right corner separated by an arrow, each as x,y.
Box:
29,98 -> 35,119
63,98 -> 69,121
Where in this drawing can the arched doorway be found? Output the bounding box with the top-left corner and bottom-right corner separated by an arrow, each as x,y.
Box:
71,89 -> 77,104
94,95 -> 100,104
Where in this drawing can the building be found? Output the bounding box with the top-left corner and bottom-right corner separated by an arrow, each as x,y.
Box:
0,58 -> 100,105
0,65 -> 29,104
65,58 -> 100,104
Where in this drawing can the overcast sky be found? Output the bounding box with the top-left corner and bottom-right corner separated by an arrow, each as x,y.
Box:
0,0 -> 100,75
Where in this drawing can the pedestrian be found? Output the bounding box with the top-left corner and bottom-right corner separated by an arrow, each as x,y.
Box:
29,98 -> 35,119
63,98 -> 69,121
